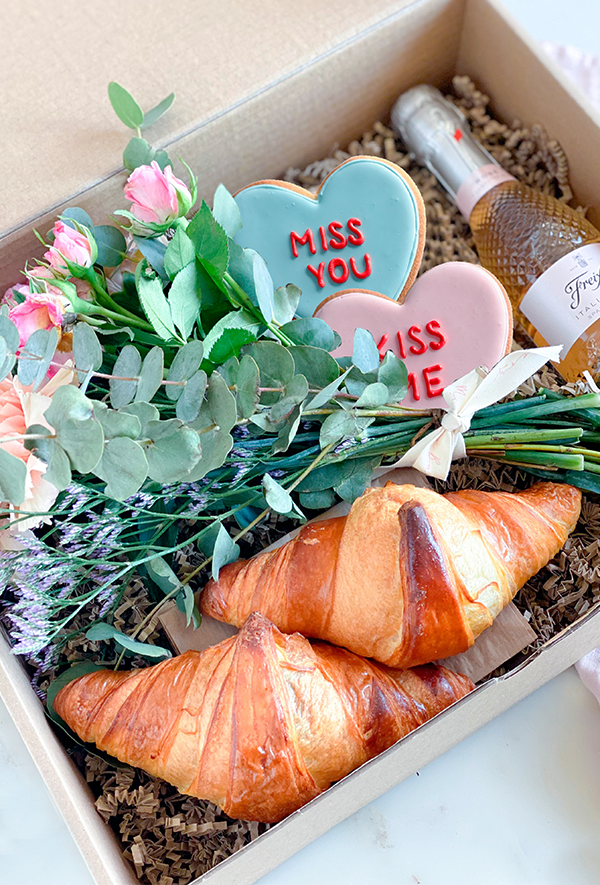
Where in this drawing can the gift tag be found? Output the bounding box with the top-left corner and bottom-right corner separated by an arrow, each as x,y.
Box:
314,262 -> 512,408
233,156 -> 425,317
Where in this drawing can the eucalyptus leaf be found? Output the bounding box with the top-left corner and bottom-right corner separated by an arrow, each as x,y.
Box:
289,345 -> 339,389
44,385 -> 105,473
176,369 -> 207,423
164,226 -> 195,279
166,340 -> 204,402
273,403 -> 302,454
169,262 -> 200,339
235,354 -> 260,419
119,401 -> 159,438
344,365 -> 378,398
216,356 -> 239,388
34,326 -> 59,390
145,555 -> 181,595
305,366 -> 351,411
175,584 -> 201,628
270,374 -> 309,423
377,351 -> 409,402
212,184 -> 242,238
319,411 -> 375,448
352,328 -> 380,374
136,260 -> 177,340
153,150 -> 172,170
73,323 -> 103,376
144,420 -> 202,482
203,310 -> 260,364
187,201 -> 229,284
87,622 -> 171,659
94,225 -> 127,267
273,285 -> 302,326
94,437 -> 149,500
0,339 -> 7,375
211,523 -> 240,581
109,344 -> 142,408
296,459 -> 356,493
0,315 -> 20,354
92,403 -> 141,439
135,347 -> 164,403
141,92 -> 175,129
61,207 -> 94,230
262,473 -> 293,514
0,447 -> 27,505
18,328 -> 50,387
227,243 -> 259,307
187,372 -> 236,480
135,238 -> 168,280
24,424 -> 71,490
334,456 -> 382,503
242,341 -> 295,405
252,252 -> 275,323
355,382 -> 390,409
280,316 -> 340,351
108,81 -> 144,129
123,136 -> 156,171
299,489 -> 336,510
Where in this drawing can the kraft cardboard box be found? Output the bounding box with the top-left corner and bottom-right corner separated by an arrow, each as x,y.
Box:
3,0 -> 600,883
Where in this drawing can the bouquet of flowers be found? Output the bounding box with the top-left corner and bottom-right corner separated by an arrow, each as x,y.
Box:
2,81 -> 600,688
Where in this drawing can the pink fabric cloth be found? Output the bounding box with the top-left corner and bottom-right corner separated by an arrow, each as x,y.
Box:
544,41 -> 600,701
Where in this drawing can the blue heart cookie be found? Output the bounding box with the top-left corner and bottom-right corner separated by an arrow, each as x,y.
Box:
233,156 -> 426,317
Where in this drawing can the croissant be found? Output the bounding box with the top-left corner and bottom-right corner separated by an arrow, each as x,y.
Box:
202,481 -> 581,668
54,611 -> 473,822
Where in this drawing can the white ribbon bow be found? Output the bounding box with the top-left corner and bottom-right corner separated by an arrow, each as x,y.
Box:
380,345 -> 563,481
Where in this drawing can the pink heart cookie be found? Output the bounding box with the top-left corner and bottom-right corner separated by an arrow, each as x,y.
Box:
314,263 -> 512,408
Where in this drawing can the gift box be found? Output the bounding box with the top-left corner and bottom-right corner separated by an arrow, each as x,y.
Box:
2,0 -> 600,883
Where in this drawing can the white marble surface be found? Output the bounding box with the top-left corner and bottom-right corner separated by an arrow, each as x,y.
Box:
3,1 -> 600,884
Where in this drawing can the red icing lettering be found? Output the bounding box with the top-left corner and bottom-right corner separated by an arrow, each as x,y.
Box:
307,262 -> 326,288
318,226 -> 329,251
328,257 -> 349,284
347,217 -> 365,246
426,320 -> 447,351
408,326 -> 427,355
349,253 -> 372,280
291,229 -> 316,258
328,221 -> 347,250
377,334 -> 390,358
407,372 -> 420,401
423,364 -> 444,398
396,330 -> 407,359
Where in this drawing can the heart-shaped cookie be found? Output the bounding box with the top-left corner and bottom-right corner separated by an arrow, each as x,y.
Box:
233,156 -> 425,317
314,263 -> 513,408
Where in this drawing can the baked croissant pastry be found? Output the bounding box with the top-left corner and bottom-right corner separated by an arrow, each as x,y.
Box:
202,481 -> 581,668
54,611 -> 473,823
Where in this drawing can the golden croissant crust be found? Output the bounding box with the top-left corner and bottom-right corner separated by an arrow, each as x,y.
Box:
202,481 -> 581,667
54,612 -> 473,822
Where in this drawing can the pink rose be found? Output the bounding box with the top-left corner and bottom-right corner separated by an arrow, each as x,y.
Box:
0,367 -> 75,531
9,292 -> 68,348
45,220 -> 94,271
124,161 -> 192,225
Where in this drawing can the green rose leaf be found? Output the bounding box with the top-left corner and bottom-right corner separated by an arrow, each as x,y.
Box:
270,374 -> 309,424
289,345 -> 339,389
86,622 -> 171,659
72,323 -> 103,378
92,403 -> 141,440
176,369 -> 207,423
109,344 -> 142,408
24,424 -> 71,490
334,456 -> 382,503
252,252 -> 275,323
355,382 -> 390,409
169,262 -> 201,340
242,341 -> 295,405
273,284 -> 302,326
166,340 -> 204,402
319,410 -> 375,448
377,351 -> 408,402
122,136 -> 156,171
211,523 -> 240,581
212,184 -> 242,238
94,437 -> 149,500
44,385 -> 105,473
187,200 -> 229,285
305,367 -> 351,411
144,419 -> 202,482
280,316 -> 341,351
352,328 -> 380,374
140,92 -> 175,130
136,261 -> 177,341
227,243 -> 259,307
203,309 -> 261,364
262,473 -> 294,514
108,82 -> 144,129
0,447 -> 27,505
94,225 -> 127,267
135,346 -> 164,403
164,226 -> 195,279
235,354 -> 260,419
299,489 -> 336,510
273,403 -> 302,454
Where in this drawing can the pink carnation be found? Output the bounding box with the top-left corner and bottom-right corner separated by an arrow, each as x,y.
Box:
45,220 -> 94,271
124,161 -> 192,225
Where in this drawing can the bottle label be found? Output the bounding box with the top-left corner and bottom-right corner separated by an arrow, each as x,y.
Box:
519,242 -> 600,353
455,164 -> 515,219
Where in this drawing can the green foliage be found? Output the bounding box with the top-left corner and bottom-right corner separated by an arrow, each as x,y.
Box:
94,225 -> 127,267
136,260 -> 178,340
86,622 -> 171,659
94,437 -> 149,500
135,347 -> 164,403
211,523 -> 240,580
44,385 -> 105,473
108,82 -> 144,129
18,327 -> 58,390
169,262 -> 201,339
109,344 -> 142,408
0,447 -> 27,505
24,425 -> 72,490
212,184 -> 242,238
187,201 -> 229,285
144,419 -> 202,482
73,323 -> 103,377
166,340 -> 204,401
164,227 -> 195,279
352,328 -> 380,373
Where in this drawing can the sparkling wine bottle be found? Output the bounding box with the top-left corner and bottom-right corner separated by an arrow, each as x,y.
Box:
391,84 -> 600,381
